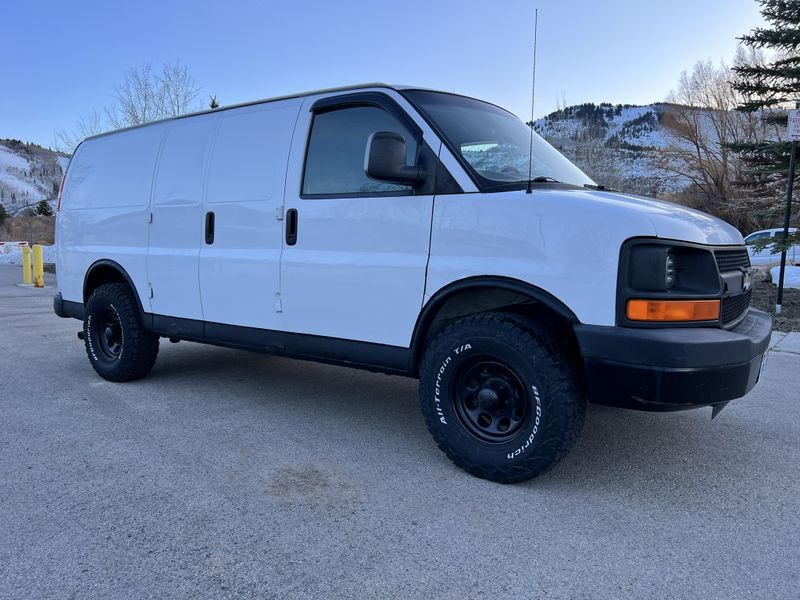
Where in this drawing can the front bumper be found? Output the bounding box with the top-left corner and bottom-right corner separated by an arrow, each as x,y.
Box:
573,309 -> 773,411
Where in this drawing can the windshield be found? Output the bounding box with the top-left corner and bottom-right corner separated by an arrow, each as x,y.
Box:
405,90 -> 595,190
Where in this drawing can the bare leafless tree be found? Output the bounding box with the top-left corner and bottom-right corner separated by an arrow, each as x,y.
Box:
56,61 -> 201,152
107,61 -> 199,128
55,109 -> 104,153
659,57 -> 765,231
555,90 -> 568,115
106,63 -> 163,128
159,62 -> 200,117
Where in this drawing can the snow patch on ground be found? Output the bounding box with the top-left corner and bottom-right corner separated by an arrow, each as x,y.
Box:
0,172 -> 42,199
770,265 -> 800,289
0,244 -> 56,265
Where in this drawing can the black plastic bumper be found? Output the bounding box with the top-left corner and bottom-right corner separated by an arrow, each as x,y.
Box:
53,293 -> 84,320
573,309 -> 773,411
53,292 -> 66,318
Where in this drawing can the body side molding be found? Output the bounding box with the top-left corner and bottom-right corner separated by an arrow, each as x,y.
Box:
58,304 -> 412,376
152,315 -> 411,376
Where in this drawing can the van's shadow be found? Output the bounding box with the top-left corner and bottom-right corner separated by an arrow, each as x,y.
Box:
145,342 -> 765,495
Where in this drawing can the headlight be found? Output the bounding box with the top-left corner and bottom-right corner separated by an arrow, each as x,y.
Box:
626,242 -> 719,294
619,239 -> 723,326
665,251 -> 676,289
628,246 -> 677,292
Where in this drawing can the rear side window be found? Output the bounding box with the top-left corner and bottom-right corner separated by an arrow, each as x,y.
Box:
302,106 -> 418,196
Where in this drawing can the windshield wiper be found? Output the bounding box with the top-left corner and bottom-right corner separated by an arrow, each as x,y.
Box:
526,176 -> 562,193
584,183 -> 618,192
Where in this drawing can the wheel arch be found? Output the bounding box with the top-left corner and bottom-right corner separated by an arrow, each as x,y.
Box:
83,260 -> 146,316
409,276 -> 580,375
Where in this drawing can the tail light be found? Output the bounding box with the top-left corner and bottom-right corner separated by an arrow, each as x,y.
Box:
56,175 -> 65,212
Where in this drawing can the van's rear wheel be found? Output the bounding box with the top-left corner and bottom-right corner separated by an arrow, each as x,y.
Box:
419,312 -> 585,483
84,283 -> 159,382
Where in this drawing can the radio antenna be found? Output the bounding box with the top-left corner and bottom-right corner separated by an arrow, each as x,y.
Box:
526,8 -> 539,194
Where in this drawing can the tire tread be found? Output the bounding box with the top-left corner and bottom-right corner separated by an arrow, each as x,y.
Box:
84,283 -> 159,382
419,311 -> 585,483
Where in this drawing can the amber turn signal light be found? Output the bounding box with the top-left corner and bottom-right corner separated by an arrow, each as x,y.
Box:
626,299 -> 720,322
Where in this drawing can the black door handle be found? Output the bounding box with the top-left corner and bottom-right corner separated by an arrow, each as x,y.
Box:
286,208 -> 298,246
205,211 -> 215,244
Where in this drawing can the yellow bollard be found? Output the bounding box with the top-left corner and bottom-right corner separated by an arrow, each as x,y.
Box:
21,246 -> 32,285
33,245 -> 44,288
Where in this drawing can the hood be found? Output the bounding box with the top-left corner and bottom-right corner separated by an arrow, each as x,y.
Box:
561,188 -> 744,246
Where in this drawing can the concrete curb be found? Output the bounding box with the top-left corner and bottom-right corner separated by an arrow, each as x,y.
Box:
770,331 -> 800,355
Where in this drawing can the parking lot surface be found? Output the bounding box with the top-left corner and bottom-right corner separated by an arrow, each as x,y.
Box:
1,264 -> 798,599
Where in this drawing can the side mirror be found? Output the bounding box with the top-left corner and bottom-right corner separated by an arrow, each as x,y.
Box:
364,131 -> 426,186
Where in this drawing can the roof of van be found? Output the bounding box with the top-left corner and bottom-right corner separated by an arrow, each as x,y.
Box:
82,82 -> 424,142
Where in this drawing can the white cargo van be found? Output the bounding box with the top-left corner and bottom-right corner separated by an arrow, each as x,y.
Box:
54,84 -> 772,482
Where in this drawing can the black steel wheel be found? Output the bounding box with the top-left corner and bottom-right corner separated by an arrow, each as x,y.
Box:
95,307 -> 123,360
453,358 -> 529,442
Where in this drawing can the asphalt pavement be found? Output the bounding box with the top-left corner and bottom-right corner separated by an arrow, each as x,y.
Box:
1,264 -> 798,599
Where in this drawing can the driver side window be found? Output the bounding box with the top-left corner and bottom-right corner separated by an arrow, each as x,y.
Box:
302,106 -> 418,197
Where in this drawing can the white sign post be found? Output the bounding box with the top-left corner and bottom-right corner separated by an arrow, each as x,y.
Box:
788,109 -> 800,142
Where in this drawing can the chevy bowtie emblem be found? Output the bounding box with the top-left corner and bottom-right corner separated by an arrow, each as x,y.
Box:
742,267 -> 753,291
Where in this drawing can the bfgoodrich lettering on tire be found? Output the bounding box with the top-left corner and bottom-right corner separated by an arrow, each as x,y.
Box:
84,283 -> 159,382
419,312 -> 586,483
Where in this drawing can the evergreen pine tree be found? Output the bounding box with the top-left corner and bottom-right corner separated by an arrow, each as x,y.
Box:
731,0 -> 800,244
34,199 -> 53,217
0,203 -> 7,226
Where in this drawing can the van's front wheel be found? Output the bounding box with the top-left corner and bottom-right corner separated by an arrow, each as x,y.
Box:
84,283 -> 159,382
419,312 -> 585,483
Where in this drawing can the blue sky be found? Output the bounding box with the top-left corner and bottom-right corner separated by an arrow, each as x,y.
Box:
2,0 -> 764,148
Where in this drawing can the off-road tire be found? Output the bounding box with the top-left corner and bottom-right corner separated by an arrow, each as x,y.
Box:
419,312 -> 585,483
84,283 -> 159,382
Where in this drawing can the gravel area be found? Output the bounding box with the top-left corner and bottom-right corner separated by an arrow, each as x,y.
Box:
751,267 -> 800,331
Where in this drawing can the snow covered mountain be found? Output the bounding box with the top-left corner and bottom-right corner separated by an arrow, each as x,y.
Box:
0,139 -> 69,213
534,103 -> 692,197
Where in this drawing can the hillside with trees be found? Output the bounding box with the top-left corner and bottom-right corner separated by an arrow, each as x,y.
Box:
0,139 -> 68,214
534,102 -> 689,199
